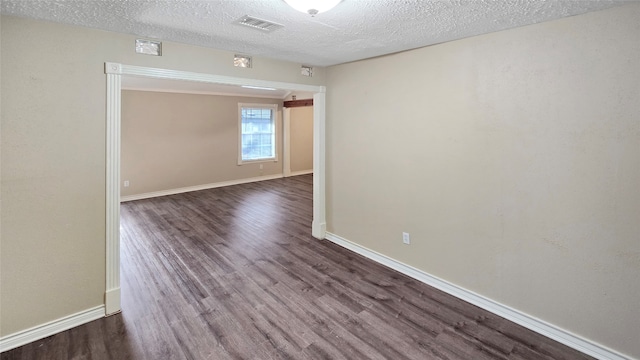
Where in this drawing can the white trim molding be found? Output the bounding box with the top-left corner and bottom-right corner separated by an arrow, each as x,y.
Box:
0,306 -> 105,353
105,62 -> 326,315
105,288 -> 121,315
121,174 -> 284,202
120,86 -> 287,100
105,67 -> 121,315
324,232 -> 634,360
311,91 -> 326,240
105,63 -> 322,93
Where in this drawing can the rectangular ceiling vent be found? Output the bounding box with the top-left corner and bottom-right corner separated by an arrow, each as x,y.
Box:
235,15 -> 284,33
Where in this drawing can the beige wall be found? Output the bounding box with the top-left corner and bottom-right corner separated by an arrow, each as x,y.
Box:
0,15 -> 324,337
289,106 -> 314,173
326,4 -> 640,359
121,91 -> 282,197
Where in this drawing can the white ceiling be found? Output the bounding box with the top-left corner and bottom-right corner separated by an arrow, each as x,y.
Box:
1,0 -> 633,68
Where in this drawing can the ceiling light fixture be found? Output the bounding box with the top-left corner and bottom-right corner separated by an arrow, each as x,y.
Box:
135,39 -> 162,56
301,65 -> 313,77
234,54 -> 252,68
284,0 -> 342,16
241,85 -> 277,91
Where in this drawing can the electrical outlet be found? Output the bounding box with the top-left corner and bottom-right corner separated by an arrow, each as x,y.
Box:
124,180 -> 130,187
402,232 -> 410,245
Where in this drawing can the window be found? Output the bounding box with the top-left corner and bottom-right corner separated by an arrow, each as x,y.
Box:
238,103 -> 278,164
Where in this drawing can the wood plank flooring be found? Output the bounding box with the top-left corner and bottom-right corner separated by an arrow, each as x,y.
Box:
1,175 -> 594,360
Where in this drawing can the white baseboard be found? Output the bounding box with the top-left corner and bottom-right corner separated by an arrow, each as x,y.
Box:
288,169 -> 313,177
0,306 -> 105,353
324,232 -> 634,360
121,174 -> 284,202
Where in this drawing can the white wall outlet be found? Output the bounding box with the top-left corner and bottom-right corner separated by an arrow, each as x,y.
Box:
402,232 -> 410,245
259,164 -> 264,170
123,180 -> 130,187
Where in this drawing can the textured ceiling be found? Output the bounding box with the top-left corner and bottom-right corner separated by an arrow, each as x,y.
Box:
1,0 -> 633,67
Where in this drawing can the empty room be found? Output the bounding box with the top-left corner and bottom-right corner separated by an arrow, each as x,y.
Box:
1,1 -> 638,360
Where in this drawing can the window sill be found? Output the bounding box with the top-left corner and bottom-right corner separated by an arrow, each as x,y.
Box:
238,158 -> 278,166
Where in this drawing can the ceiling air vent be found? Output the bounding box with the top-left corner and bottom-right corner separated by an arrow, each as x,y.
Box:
235,15 -> 284,32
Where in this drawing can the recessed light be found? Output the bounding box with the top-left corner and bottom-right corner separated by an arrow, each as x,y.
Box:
241,85 -> 277,91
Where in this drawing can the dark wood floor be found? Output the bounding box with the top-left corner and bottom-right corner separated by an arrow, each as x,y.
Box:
2,174 -> 594,360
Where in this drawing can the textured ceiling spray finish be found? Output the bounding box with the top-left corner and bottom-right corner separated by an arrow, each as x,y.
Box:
1,0 -> 631,67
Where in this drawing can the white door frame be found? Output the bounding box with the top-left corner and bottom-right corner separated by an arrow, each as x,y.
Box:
104,62 -> 326,315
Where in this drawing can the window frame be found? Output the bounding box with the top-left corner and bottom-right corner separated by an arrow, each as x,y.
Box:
237,103 -> 279,165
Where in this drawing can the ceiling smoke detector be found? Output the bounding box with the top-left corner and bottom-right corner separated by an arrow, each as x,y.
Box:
284,0 -> 342,16
234,15 -> 284,32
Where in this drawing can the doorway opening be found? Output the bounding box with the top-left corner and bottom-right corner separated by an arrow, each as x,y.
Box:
105,62 -> 326,315
283,98 -> 314,178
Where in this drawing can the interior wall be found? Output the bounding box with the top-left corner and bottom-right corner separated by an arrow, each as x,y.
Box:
0,15 -> 324,337
289,106 -> 314,173
121,91 -> 282,197
325,4 -> 640,359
